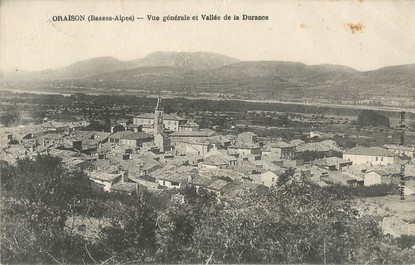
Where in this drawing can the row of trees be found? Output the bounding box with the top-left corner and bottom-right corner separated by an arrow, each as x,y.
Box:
1,156 -> 414,264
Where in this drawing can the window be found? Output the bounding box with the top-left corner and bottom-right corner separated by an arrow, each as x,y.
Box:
376,157 -> 378,161
381,157 -> 383,161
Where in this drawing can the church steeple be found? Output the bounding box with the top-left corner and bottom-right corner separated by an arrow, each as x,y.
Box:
155,96 -> 162,110
154,95 -> 164,135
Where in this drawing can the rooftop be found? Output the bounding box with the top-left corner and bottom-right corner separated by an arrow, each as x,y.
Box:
344,147 -> 398,157
271,141 -> 295,148
314,157 -> 352,167
228,143 -> 261,149
110,182 -> 137,193
296,140 -> 341,153
135,113 -> 186,121
90,171 -> 122,182
110,131 -> 152,140
383,145 -> 415,152
170,129 -> 215,138
203,154 -> 237,166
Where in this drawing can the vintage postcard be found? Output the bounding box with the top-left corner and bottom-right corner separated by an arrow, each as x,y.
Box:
1,0 -> 414,264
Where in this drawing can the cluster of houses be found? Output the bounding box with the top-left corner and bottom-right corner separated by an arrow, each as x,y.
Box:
1,96 -> 415,198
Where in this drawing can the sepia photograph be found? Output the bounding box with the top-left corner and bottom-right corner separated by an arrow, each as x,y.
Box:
1,0 -> 415,264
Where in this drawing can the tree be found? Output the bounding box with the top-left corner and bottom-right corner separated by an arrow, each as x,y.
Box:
166,172 -> 405,264
1,155 -> 95,264
98,194 -> 158,263
357,110 -> 390,127
0,111 -> 21,127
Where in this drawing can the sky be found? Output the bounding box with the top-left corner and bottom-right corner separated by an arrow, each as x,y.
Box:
1,0 -> 415,72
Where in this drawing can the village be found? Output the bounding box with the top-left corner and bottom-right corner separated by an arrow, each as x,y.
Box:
2,95 -> 415,243
2,95 -> 415,200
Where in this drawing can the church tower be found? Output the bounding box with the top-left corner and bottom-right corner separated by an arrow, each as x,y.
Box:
154,96 -> 164,134
153,95 -> 170,153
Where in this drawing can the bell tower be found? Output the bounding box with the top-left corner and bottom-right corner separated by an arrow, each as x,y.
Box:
154,96 -> 164,135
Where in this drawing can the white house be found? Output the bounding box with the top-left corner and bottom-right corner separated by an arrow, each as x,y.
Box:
343,147 -> 398,166
364,169 -> 391,186
260,171 -> 280,187
228,143 -> 261,156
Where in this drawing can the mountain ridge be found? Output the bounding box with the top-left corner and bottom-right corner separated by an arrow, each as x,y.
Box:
1,51 -> 414,102
3,51 -> 240,81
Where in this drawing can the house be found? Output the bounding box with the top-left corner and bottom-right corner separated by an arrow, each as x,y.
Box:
320,171 -> 360,187
343,147 -> 398,166
364,169 -> 392,186
383,145 -> 415,159
178,120 -> 200,132
90,171 -> 127,191
314,157 -> 352,171
155,166 -> 198,189
296,140 -> 341,156
108,131 -> 153,147
208,135 -> 235,149
283,159 -> 304,168
110,182 -> 139,196
41,121 -> 70,133
227,143 -> 261,156
237,132 -> 258,143
173,140 -> 216,157
270,142 -> 296,160
220,180 -> 269,199
251,160 -> 282,172
169,129 -> 216,138
190,176 -> 230,196
260,170 -> 282,187
133,113 -> 187,132
66,131 -> 110,150
201,154 -> 237,170
157,174 -> 187,189
21,130 -> 49,145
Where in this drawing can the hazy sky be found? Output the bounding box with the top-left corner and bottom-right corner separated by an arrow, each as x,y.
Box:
1,0 -> 415,72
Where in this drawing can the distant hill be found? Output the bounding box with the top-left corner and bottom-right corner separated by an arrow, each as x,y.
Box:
5,57 -> 128,80
1,51 -> 414,102
130,51 -> 240,70
4,51 -> 240,81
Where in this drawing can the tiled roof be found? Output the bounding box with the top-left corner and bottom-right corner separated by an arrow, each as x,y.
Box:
208,179 -> 229,191
170,129 -> 215,137
368,169 -> 390,176
156,166 -> 198,182
238,132 -> 257,137
314,157 -> 351,166
228,143 -> 260,149
134,113 -> 186,121
110,131 -> 152,140
383,145 -> 415,152
271,141 -> 295,148
110,182 -> 137,193
203,154 -> 236,166
344,147 -> 398,157
290,139 -> 305,146
296,140 -> 340,152
90,171 -> 122,182
324,171 -> 356,183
